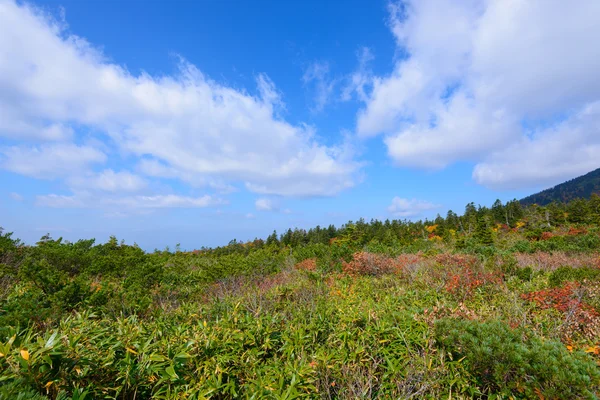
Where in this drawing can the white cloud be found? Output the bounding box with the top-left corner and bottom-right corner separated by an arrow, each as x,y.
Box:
9,192 -> 24,202
387,197 -> 439,218
358,0 -> 600,186
36,194 -> 86,208
107,194 -> 222,209
0,143 -> 106,179
67,169 -> 147,192
255,197 -> 278,212
0,1 -> 360,198
341,47 -> 374,102
473,102 -> 600,189
303,61 -> 337,113
36,192 -> 224,209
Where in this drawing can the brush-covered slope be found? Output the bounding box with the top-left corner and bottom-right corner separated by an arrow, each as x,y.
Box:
521,167 -> 600,206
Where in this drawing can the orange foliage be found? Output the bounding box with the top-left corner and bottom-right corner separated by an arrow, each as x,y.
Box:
567,227 -> 588,236
295,258 -> 317,272
425,225 -> 437,233
540,231 -> 554,240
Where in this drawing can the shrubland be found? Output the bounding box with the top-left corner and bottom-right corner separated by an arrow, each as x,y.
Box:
1,196 -> 600,399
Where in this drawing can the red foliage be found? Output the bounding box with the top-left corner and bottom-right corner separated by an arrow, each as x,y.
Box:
499,224 -> 511,231
434,253 -> 478,269
295,258 -> 317,272
445,267 -> 503,297
342,252 -> 404,276
567,227 -> 588,236
521,283 -> 600,328
522,283 -> 598,313
540,231 -> 554,241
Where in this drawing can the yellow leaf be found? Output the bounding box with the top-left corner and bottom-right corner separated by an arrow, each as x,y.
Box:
75,367 -> 82,375
203,320 -> 207,328
45,381 -> 53,389
126,347 -> 138,355
566,345 -> 573,352
585,346 -> 600,354
20,349 -> 29,360
0,352 -> 4,357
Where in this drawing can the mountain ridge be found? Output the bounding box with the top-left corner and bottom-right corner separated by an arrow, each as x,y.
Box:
521,167 -> 600,206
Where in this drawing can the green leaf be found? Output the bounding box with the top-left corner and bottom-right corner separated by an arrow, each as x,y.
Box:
165,365 -> 178,379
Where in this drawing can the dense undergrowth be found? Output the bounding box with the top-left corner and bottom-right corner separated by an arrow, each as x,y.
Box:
1,197 -> 600,399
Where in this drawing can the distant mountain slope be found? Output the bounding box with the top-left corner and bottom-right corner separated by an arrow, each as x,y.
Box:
521,168 -> 600,206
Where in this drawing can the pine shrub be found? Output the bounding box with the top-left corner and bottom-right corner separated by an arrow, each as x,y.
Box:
435,318 -> 600,399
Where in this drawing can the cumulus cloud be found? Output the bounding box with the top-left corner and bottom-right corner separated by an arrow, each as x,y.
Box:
357,0 -> 600,188
387,197 -> 439,218
0,1 -> 360,200
473,102 -> 600,189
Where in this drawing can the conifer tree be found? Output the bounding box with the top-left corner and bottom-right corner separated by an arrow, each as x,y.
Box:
588,194 -> 600,224
475,216 -> 494,246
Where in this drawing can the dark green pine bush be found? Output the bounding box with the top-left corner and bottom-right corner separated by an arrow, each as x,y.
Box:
435,319 -> 600,399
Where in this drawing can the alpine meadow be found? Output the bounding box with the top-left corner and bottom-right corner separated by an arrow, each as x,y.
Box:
2,0 -> 600,399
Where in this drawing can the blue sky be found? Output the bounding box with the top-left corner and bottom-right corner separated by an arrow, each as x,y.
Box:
1,0 -> 600,250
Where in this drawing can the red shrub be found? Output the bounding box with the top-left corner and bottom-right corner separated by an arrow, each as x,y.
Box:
540,231 -> 554,240
522,283 -> 600,339
445,267 -> 503,298
434,253 -> 478,269
342,252 -> 404,276
295,258 -> 317,272
567,227 -> 588,236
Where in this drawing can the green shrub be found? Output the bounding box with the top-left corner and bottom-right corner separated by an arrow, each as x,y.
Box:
548,266 -> 600,287
435,318 -> 600,399
516,266 -> 533,282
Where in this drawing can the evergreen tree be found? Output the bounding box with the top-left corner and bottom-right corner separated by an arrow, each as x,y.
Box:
491,199 -> 505,224
266,230 -> 279,246
590,194 -> 600,224
567,198 -> 589,224
475,216 -> 494,246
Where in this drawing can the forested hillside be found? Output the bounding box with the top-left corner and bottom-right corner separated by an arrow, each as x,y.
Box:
521,167 -> 600,206
1,196 -> 600,399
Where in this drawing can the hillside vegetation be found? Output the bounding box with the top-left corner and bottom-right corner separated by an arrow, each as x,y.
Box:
521,167 -> 600,206
1,196 -> 600,399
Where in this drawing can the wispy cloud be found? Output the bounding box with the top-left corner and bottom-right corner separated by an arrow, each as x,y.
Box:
341,47 -> 374,102
36,193 -> 225,210
302,61 -> 338,113
9,192 -> 24,202
255,197 -> 279,212
387,197 -> 439,218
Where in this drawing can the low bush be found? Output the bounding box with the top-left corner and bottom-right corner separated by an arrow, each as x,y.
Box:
435,318 -> 600,399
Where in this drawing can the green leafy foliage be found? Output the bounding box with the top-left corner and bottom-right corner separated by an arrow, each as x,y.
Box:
1,195 -> 600,398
